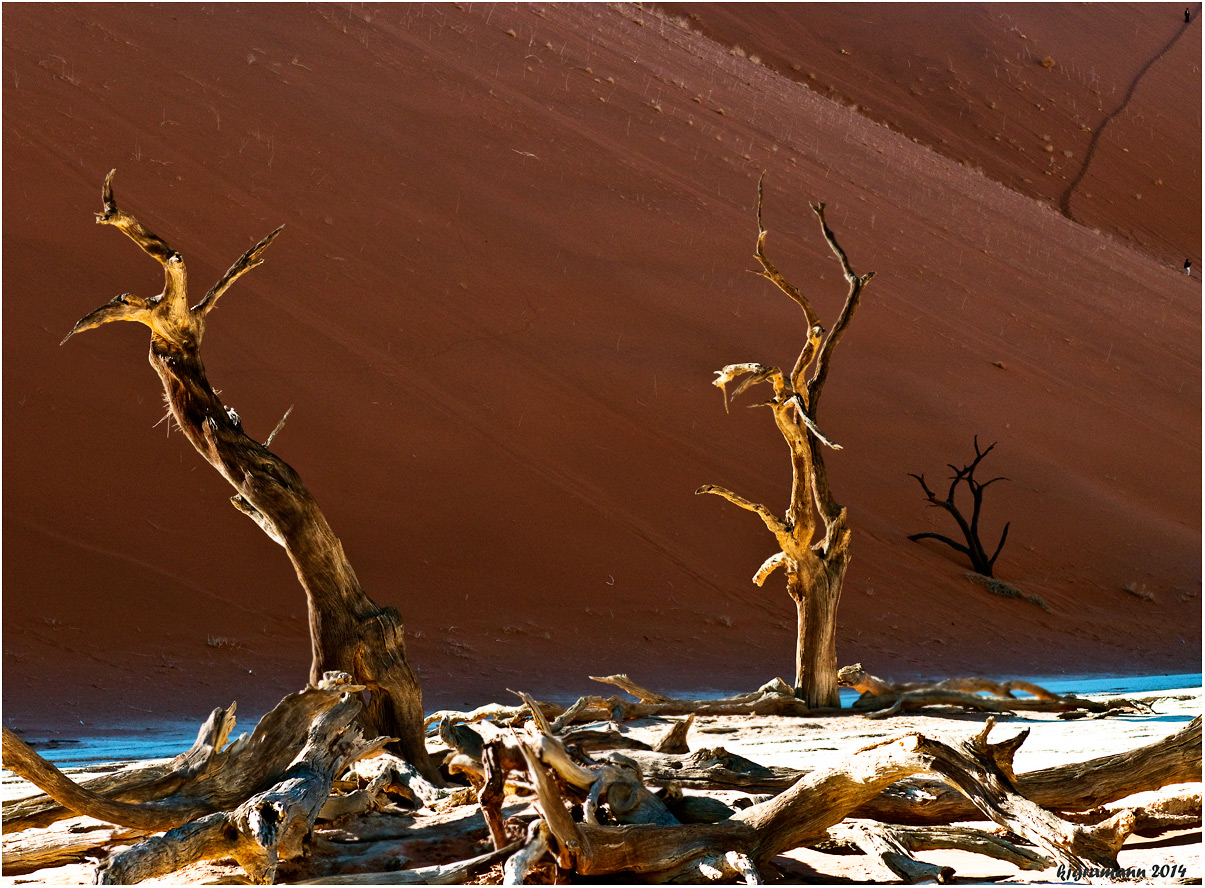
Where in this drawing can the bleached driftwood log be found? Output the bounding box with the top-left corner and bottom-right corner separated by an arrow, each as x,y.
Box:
3,675 -> 371,837
838,664 -> 1149,718
494,711 -> 1187,881
1060,784 -> 1202,835
426,677 -> 815,737
294,842 -> 520,885
95,689 -> 388,884
855,715 -> 1202,825
2,705 -> 238,833
1,819 -> 147,876
832,819 -> 1050,883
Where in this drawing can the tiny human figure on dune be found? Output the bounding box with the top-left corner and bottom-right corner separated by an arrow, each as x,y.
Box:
1186,7 -> 1192,23
1185,258 -> 1192,276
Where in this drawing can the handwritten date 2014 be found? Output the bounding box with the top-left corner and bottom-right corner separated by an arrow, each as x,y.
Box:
1057,863 -> 1190,881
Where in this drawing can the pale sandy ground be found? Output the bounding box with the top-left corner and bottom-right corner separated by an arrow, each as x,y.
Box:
3,684 -> 1199,885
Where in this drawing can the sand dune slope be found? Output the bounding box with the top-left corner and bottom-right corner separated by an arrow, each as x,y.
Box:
2,4 -> 1198,732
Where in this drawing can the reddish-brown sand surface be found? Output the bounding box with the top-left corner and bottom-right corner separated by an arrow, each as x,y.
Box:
3,4 -> 1200,738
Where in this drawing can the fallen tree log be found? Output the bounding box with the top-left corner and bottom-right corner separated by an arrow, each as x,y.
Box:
1060,785 -> 1202,836
425,677 -> 818,737
2,705 -> 239,833
294,842 -> 520,885
583,675 -> 819,719
3,675 -> 373,836
619,746 -> 804,792
855,715 -> 1202,825
1,819 -> 148,876
838,664 -> 1150,718
95,689 -> 388,884
503,713 -> 1152,881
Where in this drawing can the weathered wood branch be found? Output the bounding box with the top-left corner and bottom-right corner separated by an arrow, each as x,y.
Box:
753,175 -> 823,335
1061,784 -> 1202,835
846,819 -> 957,884
806,200 -> 874,415
1,819 -> 148,876
653,715 -> 694,755
503,819 -> 551,884
832,819 -> 1051,881
3,676 -> 375,837
921,719 -> 1136,870
191,224 -> 285,318
838,664 -> 1150,718
856,715 -> 1201,825
888,824 -> 1051,870
62,171 -> 438,781
694,484 -> 788,543
590,673 -> 672,704
838,666 -> 1062,701
493,707 -> 1200,882
3,704 -> 237,833
293,842 -> 520,885
620,746 -> 804,792
1,727 -> 214,832
425,700 -> 567,731
96,692 -> 387,884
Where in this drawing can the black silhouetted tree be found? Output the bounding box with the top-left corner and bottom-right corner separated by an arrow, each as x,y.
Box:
62,171 -> 440,782
908,436 -> 1011,578
698,177 -> 874,709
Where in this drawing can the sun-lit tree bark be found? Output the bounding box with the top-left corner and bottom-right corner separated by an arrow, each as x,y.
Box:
698,176 -> 874,708
62,171 -> 439,782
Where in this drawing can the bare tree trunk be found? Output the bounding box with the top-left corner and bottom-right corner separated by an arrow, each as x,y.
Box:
61,171 -> 439,782
793,557 -> 846,708
700,176 -> 871,709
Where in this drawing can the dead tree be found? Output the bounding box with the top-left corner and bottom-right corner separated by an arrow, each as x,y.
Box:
908,436 -> 1010,577
698,177 -> 874,708
61,171 -> 439,782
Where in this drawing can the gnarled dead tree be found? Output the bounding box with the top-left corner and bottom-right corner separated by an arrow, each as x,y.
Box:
908,436 -> 1010,577
698,176 -> 873,708
60,171 -> 438,782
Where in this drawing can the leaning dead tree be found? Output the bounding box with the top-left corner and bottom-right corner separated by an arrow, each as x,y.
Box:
908,436 -> 1010,577
698,176 -> 873,708
60,171 -> 439,782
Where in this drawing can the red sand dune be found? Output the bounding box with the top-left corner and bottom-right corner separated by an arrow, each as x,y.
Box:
3,4 -> 1199,736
